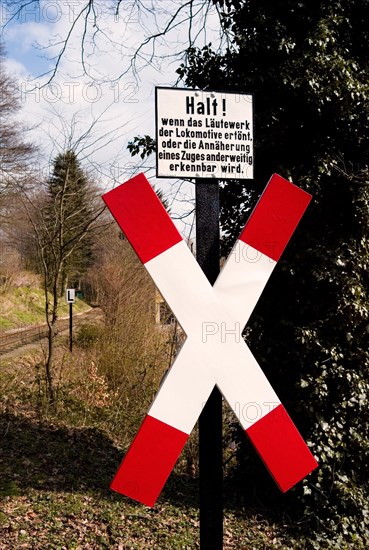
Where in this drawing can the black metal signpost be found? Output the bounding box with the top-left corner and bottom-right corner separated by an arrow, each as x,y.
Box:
196,179 -> 223,549
69,302 -> 73,352
155,87 -> 254,550
66,289 -> 75,352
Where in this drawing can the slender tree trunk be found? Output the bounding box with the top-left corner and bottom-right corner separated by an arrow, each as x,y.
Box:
60,268 -> 67,298
44,267 -> 61,403
45,323 -> 55,403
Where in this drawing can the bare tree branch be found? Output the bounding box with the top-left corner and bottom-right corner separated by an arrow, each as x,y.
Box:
2,0 -> 226,87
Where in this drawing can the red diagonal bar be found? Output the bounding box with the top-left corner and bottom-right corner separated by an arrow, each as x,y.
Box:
246,404 -> 317,492
102,173 -> 182,264
111,415 -> 188,507
240,173 -> 311,261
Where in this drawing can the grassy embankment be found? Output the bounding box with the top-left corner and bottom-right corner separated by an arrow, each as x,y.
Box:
0,284 -> 90,331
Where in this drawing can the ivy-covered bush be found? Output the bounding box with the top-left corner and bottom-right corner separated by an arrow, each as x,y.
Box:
177,1 -> 369,547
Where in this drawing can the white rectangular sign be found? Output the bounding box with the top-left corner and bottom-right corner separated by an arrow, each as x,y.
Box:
156,87 -> 253,180
65,288 -> 75,304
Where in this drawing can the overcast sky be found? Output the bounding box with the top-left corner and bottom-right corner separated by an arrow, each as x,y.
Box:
1,0 -> 224,234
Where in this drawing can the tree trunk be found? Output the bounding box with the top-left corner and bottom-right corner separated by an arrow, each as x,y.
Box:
45,323 -> 56,403
44,271 -> 60,404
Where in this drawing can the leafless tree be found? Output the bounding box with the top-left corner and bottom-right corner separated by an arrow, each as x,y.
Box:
2,1 -> 228,86
17,154 -> 107,403
0,42 -> 37,221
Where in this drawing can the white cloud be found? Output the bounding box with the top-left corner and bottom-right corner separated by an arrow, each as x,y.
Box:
5,20 -> 52,52
3,56 -> 28,77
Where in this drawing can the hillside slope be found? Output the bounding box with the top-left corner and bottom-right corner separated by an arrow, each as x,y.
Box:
0,272 -> 89,331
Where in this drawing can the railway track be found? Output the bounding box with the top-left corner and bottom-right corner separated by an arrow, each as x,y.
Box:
0,308 -> 102,356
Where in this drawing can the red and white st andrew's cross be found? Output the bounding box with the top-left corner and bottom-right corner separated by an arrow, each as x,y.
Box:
102,173 -> 318,507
